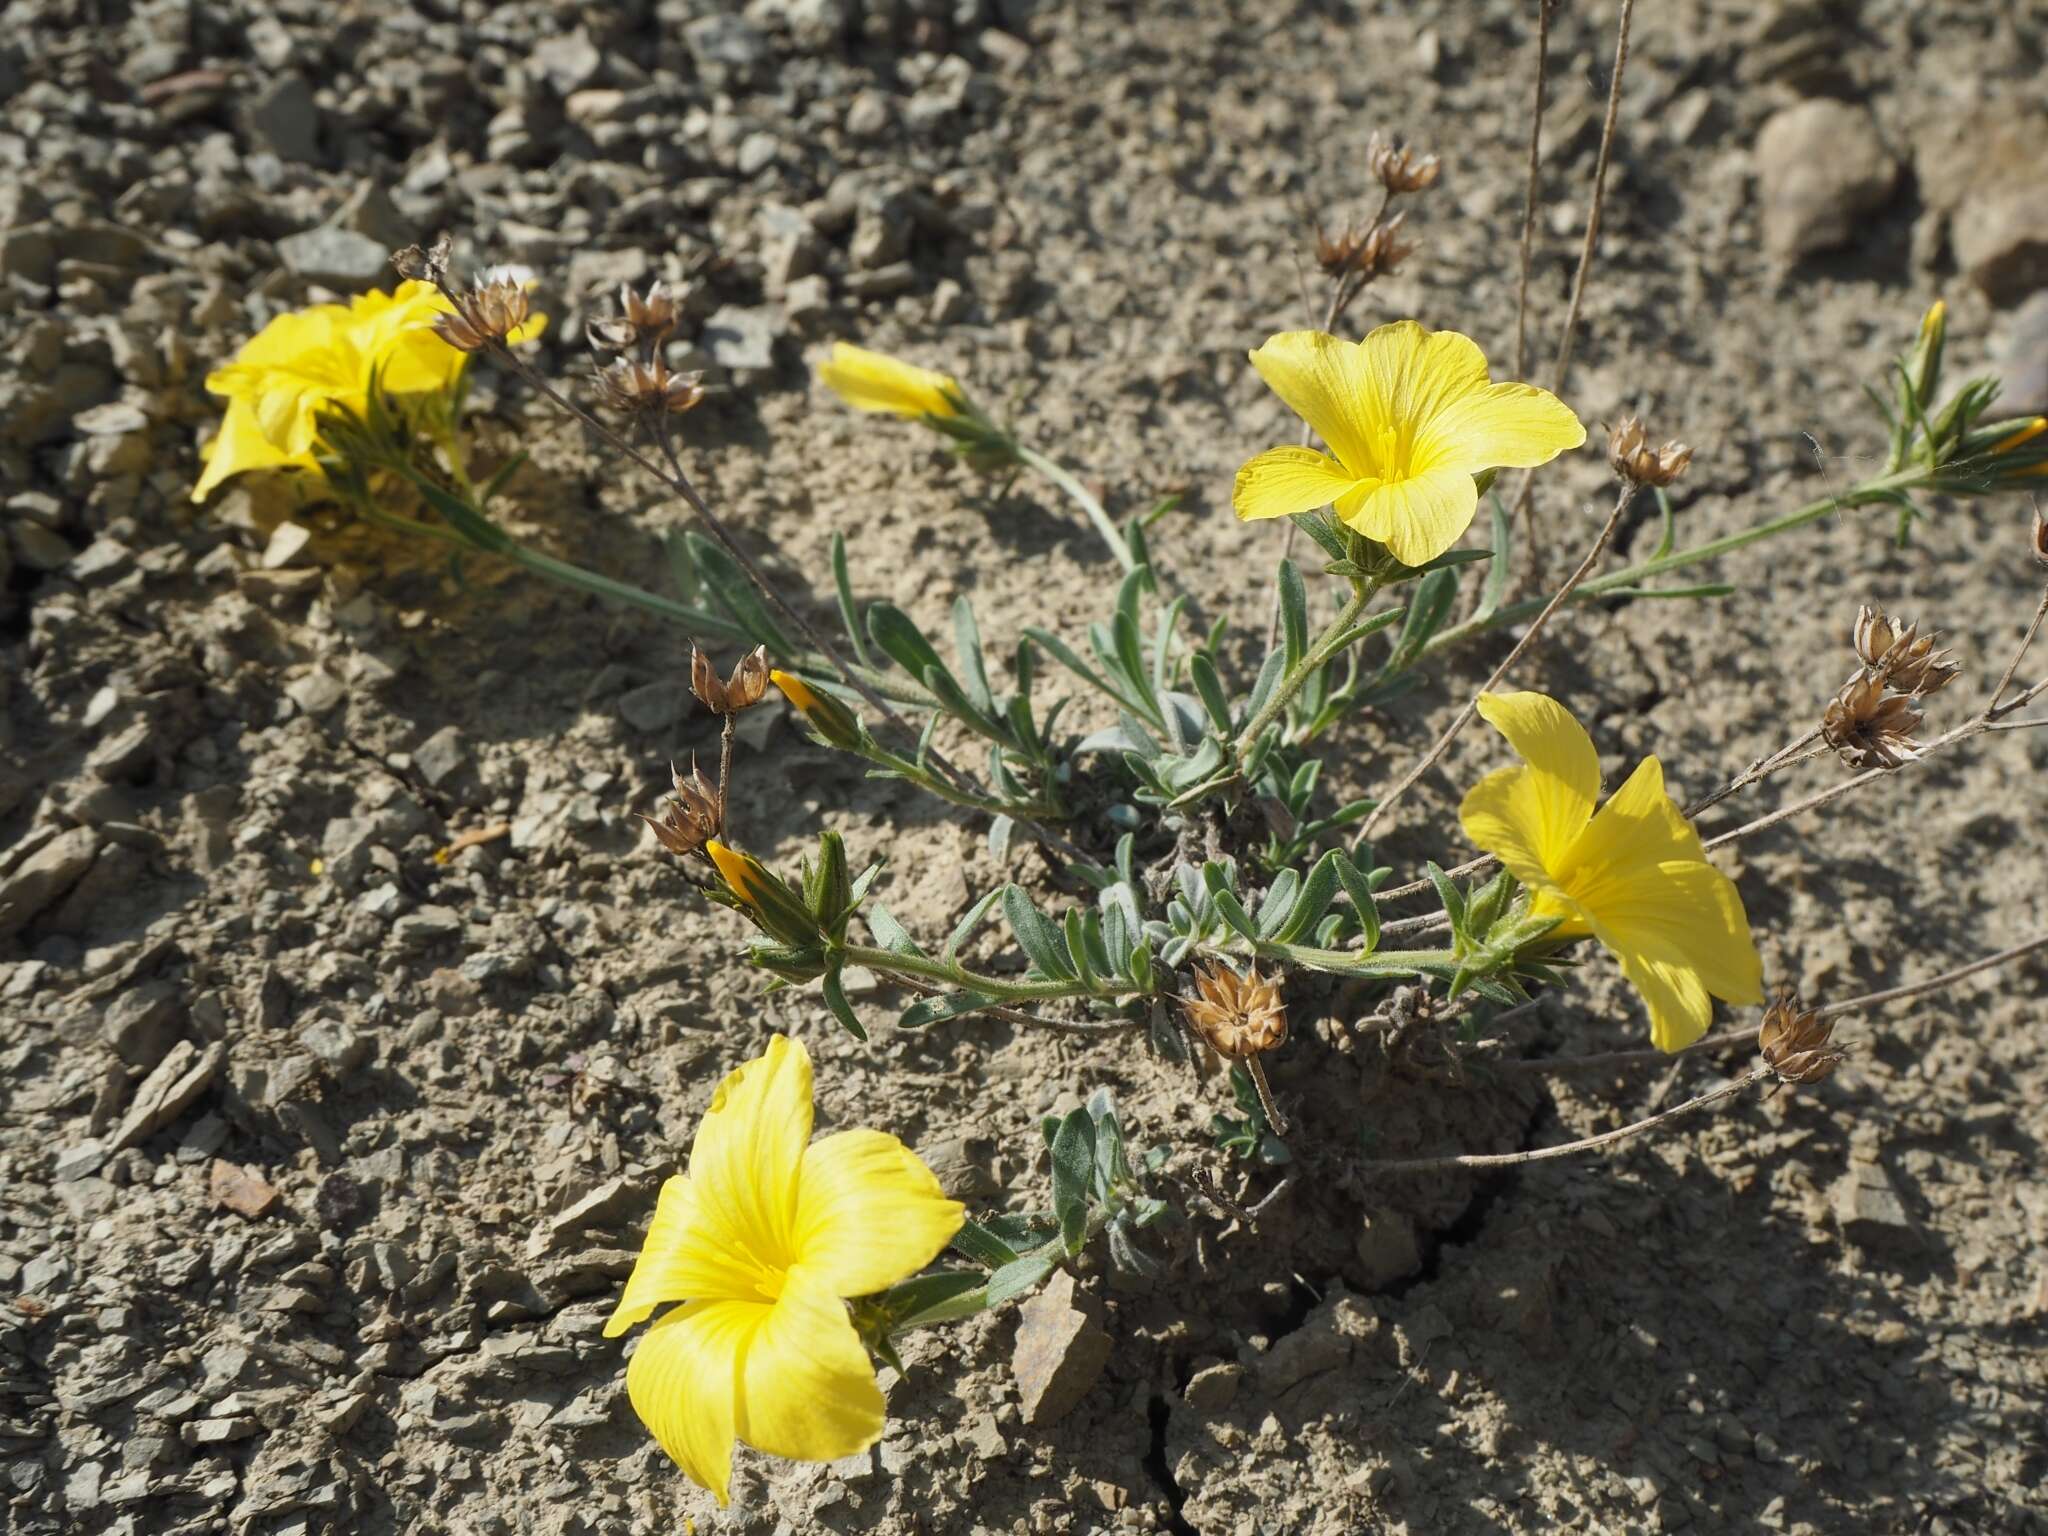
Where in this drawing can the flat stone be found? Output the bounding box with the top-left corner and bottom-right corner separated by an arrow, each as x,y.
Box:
103,978 -> 181,1069
109,1040 -> 226,1152
414,725 -> 466,787
0,826 -> 102,938
532,29 -> 604,95
525,1174 -> 645,1257
616,680 -> 688,733
1832,1163 -> 1921,1253
87,719 -> 156,783
702,304 -> 780,372
277,227 -> 391,291
261,521 -> 313,569
1991,290 -> 2048,417
245,73 -> 322,163
1956,185 -> 2048,306
1755,99 -> 1897,258
1180,1361 -> 1242,1414
393,905 -> 463,948
286,670 -> 346,716
208,1160 -> 282,1218
1011,1269 -> 1111,1428
298,1017 -> 370,1074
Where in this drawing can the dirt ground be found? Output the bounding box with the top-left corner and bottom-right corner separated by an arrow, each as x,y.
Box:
4,1 -> 2047,1532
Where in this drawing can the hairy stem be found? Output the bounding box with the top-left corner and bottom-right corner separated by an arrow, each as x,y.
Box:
1235,580 -> 1381,768
1014,444 -> 1136,574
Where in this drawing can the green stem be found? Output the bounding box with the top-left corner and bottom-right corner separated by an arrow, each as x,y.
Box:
1220,936 -> 1465,982
1422,471 -> 1923,661
858,746 -> 1067,822
1015,444 -> 1138,573
1233,580 -> 1381,766
840,944 -> 1141,1005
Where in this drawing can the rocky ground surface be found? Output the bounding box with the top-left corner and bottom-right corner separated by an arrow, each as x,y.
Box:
4,0 -> 2048,1533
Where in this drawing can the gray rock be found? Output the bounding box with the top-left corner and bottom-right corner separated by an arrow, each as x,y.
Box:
109,1040 -> 226,1152
617,680 -> 688,733
1956,186 -> 2048,306
1181,1361 -> 1242,1413
286,669 -> 347,716
298,1018 -> 371,1075
783,273 -> 834,329
87,719 -> 156,783
277,227 -> 392,291
525,1174 -> 647,1256
0,826 -> 102,938
929,277 -> 969,324
261,522 -> 313,569
849,194 -> 912,269
9,519 -> 77,572
393,906 -> 463,948
104,979 -> 182,1069
685,14 -> 770,86
414,725 -> 467,787
532,29 -> 604,96
1990,291 -> 2048,417
1353,1206 -> 1424,1289
1755,100 -> 1897,258
844,262 -> 917,301
1832,1163 -> 1921,1253
702,304 -> 781,372
245,73 -> 322,164
1011,1269 -> 1111,1427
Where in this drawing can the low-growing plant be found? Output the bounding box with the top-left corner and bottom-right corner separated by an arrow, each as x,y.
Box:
191,110 -> 2048,1512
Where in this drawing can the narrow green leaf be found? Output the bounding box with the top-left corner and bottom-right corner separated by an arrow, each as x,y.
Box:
898,989 -> 999,1028
1275,849 -> 1344,943
951,1219 -> 1022,1268
1189,652 -> 1232,732
830,533 -> 874,667
865,903 -> 928,959
685,533 -> 796,653
1002,885 -> 1075,980
1477,497 -> 1513,620
1333,852 -> 1382,952
984,1253 -> 1057,1308
868,603 -> 950,687
1277,559 -> 1309,669
1425,861 -> 1468,939
952,596 -> 996,715
819,967 -> 869,1041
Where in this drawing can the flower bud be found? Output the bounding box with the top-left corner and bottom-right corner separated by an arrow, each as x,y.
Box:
770,669 -> 863,750
705,840 -> 820,945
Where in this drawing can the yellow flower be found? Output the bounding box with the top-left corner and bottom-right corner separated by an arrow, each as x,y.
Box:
1233,322 -> 1586,567
817,342 -> 962,420
1458,692 -> 1762,1051
193,281 -> 549,503
769,668 -> 861,749
605,1035 -> 964,1504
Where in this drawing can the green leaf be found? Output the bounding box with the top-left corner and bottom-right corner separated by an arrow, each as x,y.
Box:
1188,651 -> 1232,733
1277,559 -> 1309,669
684,533 -> 796,653
476,450 -> 529,509
1592,582 -> 1736,601
1293,510 -> 1349,562
1240,650 -> 1287,729
868,603 -> 951,686
1254,867 -> 1301,938
882,1271 -> 990,1328
898,989 -> 998,1028
1476,497 -> 1513,620
819,966 -> 869,1041
1332,851 -> 1382,952
1275,849 -> 1344,944
1389,567 -> 1457,668
984,1253 -> 1057,1308
1022,625 -> 1128,709
952,596 -> 996,715
1002,885 -> 1075,980
1425,861 -> 1468,941
1050,1110 -> 1096,1254
1212,887 -> 1259,943
865,903 -> 927,959
830,533 -> 874,667
951,1219 -> 1023,1268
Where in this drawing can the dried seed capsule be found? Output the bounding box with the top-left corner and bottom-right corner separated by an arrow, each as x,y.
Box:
641,759 -> 722,857
1365,132 -> 1442,195
1607,416 -> 1693,488
1182,962 -> 1289,1059
690,644 -> 770,714
1757,991 -> 1845,1087
1821,672 -> 1923,769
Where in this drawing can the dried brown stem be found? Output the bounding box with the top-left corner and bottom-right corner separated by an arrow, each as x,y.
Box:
1361,1065 -> 1770,1174
1500,932 -> 2048,1076
1986,585 -> 2048,714
1512,0 -> 1558,383
1244,1053 -> 1289,1136
716,712 -> 737,828
1358,482 -> 1636,842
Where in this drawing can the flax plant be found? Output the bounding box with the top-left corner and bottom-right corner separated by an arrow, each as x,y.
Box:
188,170 -> 2048,1503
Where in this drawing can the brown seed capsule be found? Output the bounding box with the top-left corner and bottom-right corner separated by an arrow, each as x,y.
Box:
433,275 -> 533,352
1757,991 -> 1845,1087
1182,962 -> 1288,1060
1821,672 -> 1923,769
621,280 -> 679,341
1365,132 -> 1442,195
1607,416 -> 1694,488
641,759 -> 722,858
1853,607 -> 1959,697
585,316 -> 640,353
390,234 -> 452,285
1313,211 -> 1415,281
2033,512 -> 2048,570
690,644 -> 770,715
594,357 -> 706,415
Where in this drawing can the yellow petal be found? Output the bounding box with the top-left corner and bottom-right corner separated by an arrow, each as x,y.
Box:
1557,755 -> 1705,897
1338,461 -> 1479,566
794,1130 -> 965,1297
1596,860 -> 1762,1010
817,343 -> 960,419
1472,691 -> 1601,854
191,394 -> 309,502
377,328 -> 467,394
688,1034 -> 813,1271
737,1269 -> 886,1463
1593,915 -> 1718,1052
1415,380 -> 1587,473
1352,320 -> 1491,437
1247,331 -> 1380,473
1231,445 -> 1365,522
604,1175 -> 782,1338
625,1297 -> 765,1505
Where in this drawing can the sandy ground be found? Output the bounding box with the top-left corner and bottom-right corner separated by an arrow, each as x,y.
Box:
3,1 -> 2046,1532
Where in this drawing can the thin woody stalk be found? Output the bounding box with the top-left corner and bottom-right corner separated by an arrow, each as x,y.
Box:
1356,481 -> 1636,841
